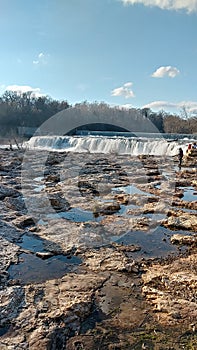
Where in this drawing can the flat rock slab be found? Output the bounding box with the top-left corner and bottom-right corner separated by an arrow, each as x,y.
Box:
142,252 -> 197,326
0,236 -> 19,274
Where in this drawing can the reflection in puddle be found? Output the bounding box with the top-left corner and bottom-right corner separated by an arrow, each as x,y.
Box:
31,177 -> 45,193
154,183 -> 161,189
144,213 -> 166,221
8,253 -> 82,284
113,226 -> 187,258
43,207 -> 103,223
34,176 -> 44,182
112,184 -> 152,196
118,203 -> 138,215
0,325 -> 10,337
34,184 -> 45,192
180,187 -> 197,202
180,207 -> 197,214
18,234 -> 46,252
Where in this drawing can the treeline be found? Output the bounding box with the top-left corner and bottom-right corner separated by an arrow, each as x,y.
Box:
141,107 -> 197,134
0,90 -> 69,136
0,91 -> 196,136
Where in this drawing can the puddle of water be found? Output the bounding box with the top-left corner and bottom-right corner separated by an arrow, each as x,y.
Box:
45,208 -> 103,223
180,208 -> 197,214
0,325 -> 10,337
33,184 -> 45,192
112,184 -> 151,196
113,226 -> 187,258
154,183 -> 161,189
34,176 -> 44,181
8,253 -> 82,285
180,187 -> 197,202
27,177 -> 46,193
118,203 -> 139,215
144,213 -> 166,221
173,206 -> 197,214
18,234 -> 46,252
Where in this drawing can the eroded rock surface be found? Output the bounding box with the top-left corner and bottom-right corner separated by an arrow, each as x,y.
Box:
142,252 -> 197,326
0,149 -> 196,349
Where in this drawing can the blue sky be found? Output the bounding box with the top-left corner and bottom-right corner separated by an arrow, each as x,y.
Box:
1,0 -> 197,115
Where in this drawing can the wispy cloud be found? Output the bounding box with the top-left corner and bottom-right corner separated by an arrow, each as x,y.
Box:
152,66 -> 180,78
5,85 -> 44,97
119,103 -> 133,109
143,100 -> 197,114
121,0 -> 197,13
33,52 -> 48,65
111,82 -> 135,99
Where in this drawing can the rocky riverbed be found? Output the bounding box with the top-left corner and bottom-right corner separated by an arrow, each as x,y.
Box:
0,149 -> 196,349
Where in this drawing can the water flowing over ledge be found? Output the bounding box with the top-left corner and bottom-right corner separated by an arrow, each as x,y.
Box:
25,134 -> 191,156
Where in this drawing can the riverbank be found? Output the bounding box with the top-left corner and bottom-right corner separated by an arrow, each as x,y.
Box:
0,149 -> 196,349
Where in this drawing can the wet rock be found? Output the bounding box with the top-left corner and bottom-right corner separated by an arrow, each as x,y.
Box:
44,173 -> 60,183
48,193 -> 70,212
0,237 -> 19,275
0,273 -> 108,348
0,221 -> 23,242
143,201 -> 169,214
142,253 -> 197,326
66,336 -> 95,350
45,152 -> 66,165
164,213 -> 197,231
0,185 -> 18,200
12,216 -> 35,229
0,149 -> 197,348
129,217 -> 154,230
146,170 -> 161,176
36,219 -> 84,253
0,286 -> 25,325
171,234 -> 197,245
113,242 -> 141,252
83,247 -> 138,272
4,195 -> 27,213
35,251 -> 54,259
172,199 -> 197,210
93,202 -> 120,215
114,193 -> 129,204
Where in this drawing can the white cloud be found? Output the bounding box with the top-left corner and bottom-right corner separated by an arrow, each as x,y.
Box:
123,82 -> 133,88
119,103 -> 133,109
179,101 -> 197,113
152,66 -> 180,78
111,82 -> 135,99
5,85 -> 44,98
143,100 -> 197,114
33,52 -> 48,65
143,100 -> 177,110
121,0 -> 197,13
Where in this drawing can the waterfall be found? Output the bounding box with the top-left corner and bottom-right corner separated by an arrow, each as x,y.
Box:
26,135 -> 189,156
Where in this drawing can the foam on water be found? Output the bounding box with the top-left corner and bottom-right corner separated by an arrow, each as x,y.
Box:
26,135 -> 189,156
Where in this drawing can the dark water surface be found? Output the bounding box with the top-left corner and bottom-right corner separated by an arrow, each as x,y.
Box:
180,186 -> 197,201
114,226 -> 188,258
8,253 -> 81,285
0,326 -> 10,337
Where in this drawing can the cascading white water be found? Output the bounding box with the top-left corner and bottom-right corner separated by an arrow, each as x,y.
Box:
26,135 -> 188,156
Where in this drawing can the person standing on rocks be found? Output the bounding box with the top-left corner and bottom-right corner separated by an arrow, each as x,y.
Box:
178,147 -> 184,169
